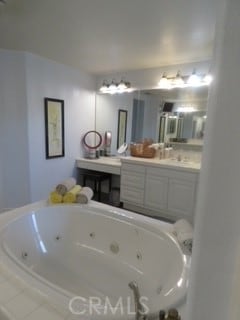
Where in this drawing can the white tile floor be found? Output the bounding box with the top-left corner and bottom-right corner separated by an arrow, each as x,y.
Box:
0,262 -> 71,320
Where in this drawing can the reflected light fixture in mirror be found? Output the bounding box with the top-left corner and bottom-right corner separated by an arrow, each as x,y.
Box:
99,79 -> 132,94
172,71 -> 185,87
176,106 -> 197,113
158,69 -> 213,89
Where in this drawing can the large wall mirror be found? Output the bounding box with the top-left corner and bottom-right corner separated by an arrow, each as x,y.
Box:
95,86 -> 208,155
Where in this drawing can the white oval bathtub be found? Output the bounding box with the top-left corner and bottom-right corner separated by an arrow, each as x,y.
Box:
0,202 -> 190,319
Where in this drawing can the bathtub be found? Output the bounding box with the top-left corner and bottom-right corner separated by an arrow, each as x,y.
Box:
0,201 -> 190,319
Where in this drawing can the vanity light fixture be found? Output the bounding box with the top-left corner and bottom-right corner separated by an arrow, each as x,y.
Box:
176,106 -> 196,113
158,70 -> 213,89
99,79 -> 132,94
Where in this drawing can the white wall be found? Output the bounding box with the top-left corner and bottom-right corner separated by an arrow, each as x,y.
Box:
0,50 -> 31,211
186,0 -> 240,319
25,53 -> 96,201
0,50 -> 96,209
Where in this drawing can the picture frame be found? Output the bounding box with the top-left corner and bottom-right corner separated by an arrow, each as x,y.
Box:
44,98 -> 65,159
117,109 -> 127,148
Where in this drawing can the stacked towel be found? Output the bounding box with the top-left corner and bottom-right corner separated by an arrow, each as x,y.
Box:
76,187 -> 93,204
173,219 -> 193,252
49,191 -> 63,204
63,185 -> 82,203
56,177 -> 76,196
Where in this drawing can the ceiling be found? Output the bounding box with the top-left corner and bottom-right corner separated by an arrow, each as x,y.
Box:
0,0 -> 221,75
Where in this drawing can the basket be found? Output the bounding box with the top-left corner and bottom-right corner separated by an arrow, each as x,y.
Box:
130,143 -> 156,158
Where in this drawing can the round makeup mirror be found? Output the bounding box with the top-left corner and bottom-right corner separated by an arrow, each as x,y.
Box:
82,130 -> 102,158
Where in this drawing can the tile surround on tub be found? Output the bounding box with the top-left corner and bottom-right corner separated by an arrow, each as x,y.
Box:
0,260 -> 70,320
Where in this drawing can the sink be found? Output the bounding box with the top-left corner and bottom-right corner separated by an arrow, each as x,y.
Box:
159,158 -> 201,168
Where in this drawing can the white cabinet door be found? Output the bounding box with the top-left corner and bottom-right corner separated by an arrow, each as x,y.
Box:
120,163 -> 145,205
168,178 -> 196,218
145,174 -> 168,210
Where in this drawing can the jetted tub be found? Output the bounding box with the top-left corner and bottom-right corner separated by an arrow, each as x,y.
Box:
0,202 -> 190,319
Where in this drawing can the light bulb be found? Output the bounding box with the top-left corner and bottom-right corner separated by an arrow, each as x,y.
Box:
203,74 -> 213,85
109,80 -> 117,94
173,71 -> 185,87
158,73 -> 171,89
187,70 -> 201,86
99,80 -> 109,93
118,80 -> 127,91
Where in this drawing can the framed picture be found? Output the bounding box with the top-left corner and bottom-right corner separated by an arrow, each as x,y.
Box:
117,109 -> 127,148
44,98 -> 65,159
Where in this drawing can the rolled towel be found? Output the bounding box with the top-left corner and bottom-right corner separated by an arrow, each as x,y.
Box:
173,219 -> 193,246
56,177 -> 76,196
63,185 -> 82,203
76,187 -> 93,204
49,191 -> 63,204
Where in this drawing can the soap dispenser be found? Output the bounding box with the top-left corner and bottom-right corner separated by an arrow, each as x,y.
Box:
104,131 -> 112,156
159,310 -> 166,320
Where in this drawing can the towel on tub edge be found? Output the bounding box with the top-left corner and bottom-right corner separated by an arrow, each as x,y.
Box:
173,218 -> 193,245
49,191 -> 63,204
56,177 -> 76,196
63,185 -> 82,203
76,187 -> 93,204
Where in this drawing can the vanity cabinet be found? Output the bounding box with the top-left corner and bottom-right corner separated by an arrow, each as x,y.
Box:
121,160 -> 199,222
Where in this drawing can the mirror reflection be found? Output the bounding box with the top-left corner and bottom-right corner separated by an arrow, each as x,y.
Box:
96,86 -> 208,155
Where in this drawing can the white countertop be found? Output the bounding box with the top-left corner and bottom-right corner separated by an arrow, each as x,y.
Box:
76,156 -> 201,174
121,156 -> 201,172
76,156 -> 121,175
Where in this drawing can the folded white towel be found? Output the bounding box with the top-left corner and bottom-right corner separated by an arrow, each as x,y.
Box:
173,219 -> 193,252
76,187 -> 93,204
56,177 -> 76,196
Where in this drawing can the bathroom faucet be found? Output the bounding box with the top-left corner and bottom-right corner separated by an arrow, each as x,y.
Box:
128,281 -> 147,320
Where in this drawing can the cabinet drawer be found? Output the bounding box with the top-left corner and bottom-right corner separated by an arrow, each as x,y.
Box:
120,187 -> 144,205
121,172 -> 145,189
121,163 -> 145,174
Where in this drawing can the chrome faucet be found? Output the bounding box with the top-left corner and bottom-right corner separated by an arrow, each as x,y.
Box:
128,281 -> 147,320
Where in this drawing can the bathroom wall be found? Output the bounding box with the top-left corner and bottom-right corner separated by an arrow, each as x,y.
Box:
0,50 -> 96,210
25,53 -> 96,201
0,50 -> 31,211
185,0 -> 240,319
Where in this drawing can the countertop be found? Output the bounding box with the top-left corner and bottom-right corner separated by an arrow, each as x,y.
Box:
76,156 -> 201,173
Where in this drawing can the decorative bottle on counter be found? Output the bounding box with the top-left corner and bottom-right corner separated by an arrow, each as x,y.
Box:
166,308 -> 181,320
